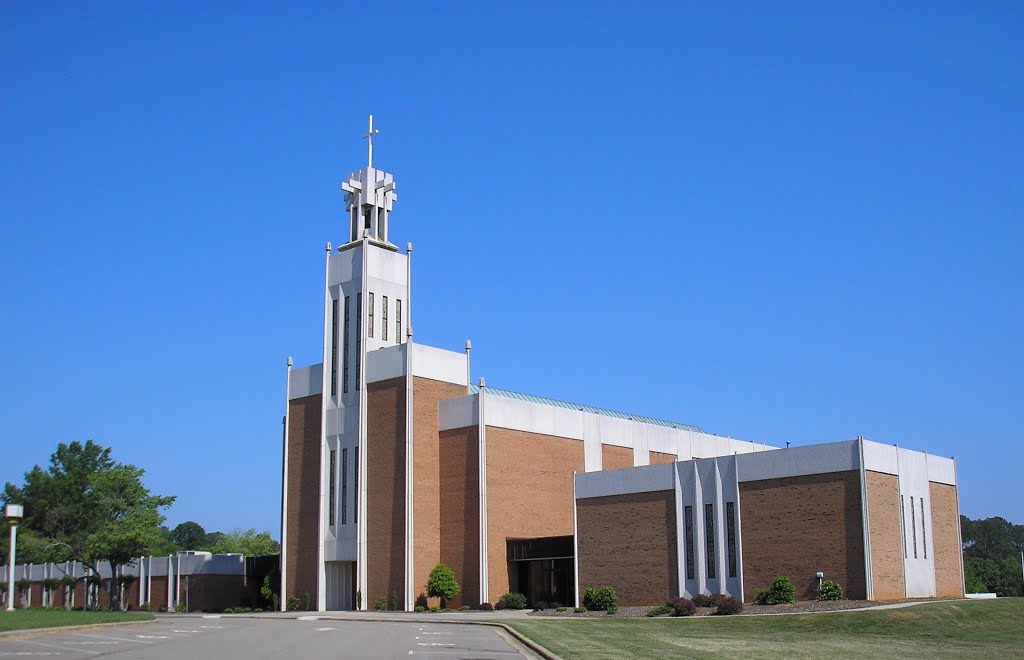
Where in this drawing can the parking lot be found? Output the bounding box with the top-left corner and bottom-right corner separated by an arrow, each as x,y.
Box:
0,616 -> 530,659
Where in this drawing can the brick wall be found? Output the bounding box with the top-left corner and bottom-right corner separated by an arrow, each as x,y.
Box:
929,482 -> 964,598
367,377 -> 407,607
865,471 -> 906,600
149,577 -> 168,610
439,425 -> 480,608
649,451 -> 677,465
412,377 -> 469,606
739,470 -> 867,601
602,444 -> 632,470
577,490 -> 678,606
285,393 -> 322,605
181,574 -> 249,612
485,427 -> 583,602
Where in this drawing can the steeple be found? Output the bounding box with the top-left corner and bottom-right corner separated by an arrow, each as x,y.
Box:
340,114 -> 398,250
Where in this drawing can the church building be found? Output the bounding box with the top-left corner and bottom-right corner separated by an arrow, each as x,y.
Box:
279,120 -> 964,611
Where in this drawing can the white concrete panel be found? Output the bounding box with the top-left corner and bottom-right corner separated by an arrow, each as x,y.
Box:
289,364 -> 323,399
438,394 -> 479,431
736,441 -> 858,482
412,343 -> 467,385
597,416 -> 633,448
484,396 -> 585,441
633,426 -> 649,466
366,343 -> 406,383
926,454 -> 957,486
862,440 -> 899,475
898,448 -> 936,597
575,463 -> 674,499
647,426 -> 677,456
328,250 -> 358,286
583,415 -> 602,472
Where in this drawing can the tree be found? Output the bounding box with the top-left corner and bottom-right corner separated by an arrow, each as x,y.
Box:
961,515 -> 1024,597
170,521 -> 207,551
426,563 -> 459,607
209,529 -> 279,556
2,440 -> 175,611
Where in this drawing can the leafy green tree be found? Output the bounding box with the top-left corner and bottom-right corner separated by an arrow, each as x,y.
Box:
2,440 -> 174,611
209,528 -> 279,556
170,521 -> 207,551
426,563 -> 459,607
961,515 -> 1024,597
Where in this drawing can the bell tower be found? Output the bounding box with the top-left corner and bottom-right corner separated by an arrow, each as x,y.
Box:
340,115 -> 398,248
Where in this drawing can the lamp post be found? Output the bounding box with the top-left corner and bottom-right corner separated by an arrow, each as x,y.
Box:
5,504 -> 24,612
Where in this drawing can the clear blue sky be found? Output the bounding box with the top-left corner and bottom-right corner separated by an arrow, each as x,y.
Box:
2,2 -> 1021,535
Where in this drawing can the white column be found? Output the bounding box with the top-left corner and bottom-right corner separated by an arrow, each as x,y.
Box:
478,378 -> 489,605
403,336 -> 415,611
316,243 -> 331,612
280,356 -> 293,611
166,556 -> 174,611
5,526 -> 15,611
572,472 -> 580,608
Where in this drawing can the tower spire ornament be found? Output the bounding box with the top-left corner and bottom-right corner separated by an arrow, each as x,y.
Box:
362,114 -> 379,168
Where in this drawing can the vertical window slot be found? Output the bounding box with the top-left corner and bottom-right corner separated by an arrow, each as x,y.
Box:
705,503 -> 716,579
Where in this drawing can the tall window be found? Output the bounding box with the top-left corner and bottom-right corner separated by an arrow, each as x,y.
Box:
353,446 -> 359,524
328,449 -> 336,525
705,503 -> 716,579
920,498 -> 927,559
684,506 -> 695,580
726,501 -> 737,578
911,496 -> 918,559
395,299 -> 402,343
368,292 -> 374,338
901,495 -> 907,558
355,294 -> 362,389
342,296 -> 351,394
341,448 -> 348,524
330,300 -> 339,396
382,296 -> 389,341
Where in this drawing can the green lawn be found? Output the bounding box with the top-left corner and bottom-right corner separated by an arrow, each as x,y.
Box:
0,609 -> 155,632
507,599 -> 1024,659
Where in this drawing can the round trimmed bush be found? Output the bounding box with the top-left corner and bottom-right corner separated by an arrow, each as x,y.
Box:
691,593 -> 714,608
818,580 -> 844,601
669,597 -> 696,617
582,586 -> 618,613
496,592 -> 528,610
715,597 -> 743,615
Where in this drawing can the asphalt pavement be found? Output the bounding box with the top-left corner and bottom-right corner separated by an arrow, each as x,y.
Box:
0,616 -> 532,659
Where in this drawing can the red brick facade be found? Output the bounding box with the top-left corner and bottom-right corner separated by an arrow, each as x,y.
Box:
285,393 -> 322,605
366,377 -> 407,608
438,425 -> 480,608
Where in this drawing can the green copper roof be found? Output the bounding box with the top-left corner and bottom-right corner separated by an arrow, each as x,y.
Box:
468,384 -> 704,433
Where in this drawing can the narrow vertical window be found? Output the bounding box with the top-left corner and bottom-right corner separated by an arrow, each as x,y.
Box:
330,300 -> 339,396
901,495 -> 907,558
342,296 -> 351,394
726,501 -> 737,578
920,498 -> 927,559
355,294 -> 362,389
341,448 -> 348,524
368,292 -> 374,338
328,449 -> 336,525
910,496 -> 917,559
684,505 -> 694,580
353,446 -> 359,524
396,299 -> 402,343
382,296 -> 389,341
705,503 -> 716,579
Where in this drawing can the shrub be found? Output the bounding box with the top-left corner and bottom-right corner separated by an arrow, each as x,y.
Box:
414,605 -> 426,612
61,575 -> 77,588
646,604 -> 673,617
356,591 -> 362,611
158,604 -> 168,613
756,576 -> 797,605
426,564 -> 460,607
691,593 -> 713,607
496,592 -> 528,610
287,596 -> 300,611
390,591 -> 399,611
302,592 -> 311,611
429,606 -> 439,613
533,600 -> 549,611
140,602 -> 151,612
818,580 -> 844,601
478,602 -> 494,611
582,586 -> 618,613
459,605 -> 470,611
175,602 -> 186,613
374,595 -> 388,611
709,593 -> 730,608
669,597 -> 696,617
556,607 -> 567,613
715,597 -> 743,615
224,608 -> 234,614
42,578 -> 61,591
16,578 -> 32,592
574,606 -> 586,613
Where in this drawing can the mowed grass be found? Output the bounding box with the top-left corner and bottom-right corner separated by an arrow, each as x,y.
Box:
0,609 -> 154,632
507,599 -> 1024,659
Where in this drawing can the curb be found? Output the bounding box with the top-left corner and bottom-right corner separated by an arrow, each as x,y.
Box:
0,618 -> 157,640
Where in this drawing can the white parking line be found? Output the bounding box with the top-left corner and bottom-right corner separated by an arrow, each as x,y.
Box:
315,627 -> 336,631
202,614 -> 222,619
71,632 -> 150,644
19,639 -> 99,655
0,653 -> 63,657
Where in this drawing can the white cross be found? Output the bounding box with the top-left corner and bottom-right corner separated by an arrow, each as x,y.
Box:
362,114 -> 379,168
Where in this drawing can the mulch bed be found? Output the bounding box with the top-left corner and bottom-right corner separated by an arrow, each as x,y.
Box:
527,599 -> 921,618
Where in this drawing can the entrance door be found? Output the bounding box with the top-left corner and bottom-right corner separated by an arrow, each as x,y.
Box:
324,561 -> 353,610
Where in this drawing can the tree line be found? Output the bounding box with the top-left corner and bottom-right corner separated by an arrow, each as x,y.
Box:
1,440 -> 278,611
961,515 -> 1023,597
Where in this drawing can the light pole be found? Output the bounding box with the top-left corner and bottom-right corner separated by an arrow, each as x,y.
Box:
5,504 -> 24,612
